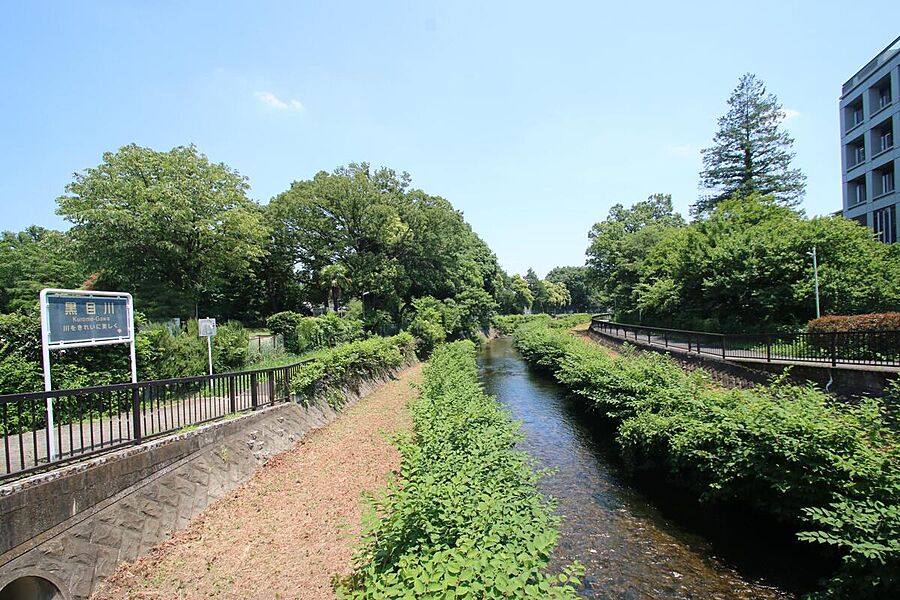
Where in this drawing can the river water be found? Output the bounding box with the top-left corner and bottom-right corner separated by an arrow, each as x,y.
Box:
477,337 -> 805,600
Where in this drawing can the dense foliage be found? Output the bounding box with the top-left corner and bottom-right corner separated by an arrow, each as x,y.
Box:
513,322 -> 899,598
0,227 -> 88,314
807,313 -> 900,333
288,333 -> 415,407
267,163 -> 503,333
492,313 -> 591,335
266,311 -> 365,354
587,194 -> 900,331
56,144 -> 268,319
338,341 -> 581,598
0,310 -> 249,395
695,73 -> 806,215
545,266 -> 602,313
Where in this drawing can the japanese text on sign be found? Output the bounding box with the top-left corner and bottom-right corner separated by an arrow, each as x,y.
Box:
45,294 -> 131,345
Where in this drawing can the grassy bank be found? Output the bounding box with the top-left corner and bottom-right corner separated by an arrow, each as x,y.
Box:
513,322 -> 899,599
338,341 -> 581,599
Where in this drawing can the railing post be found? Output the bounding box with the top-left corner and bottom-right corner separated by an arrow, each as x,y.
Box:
228,376 -> 236,413
250,372 -> 259,410
721,335 -> 726,359
766,335 -> 772,362
830,333 -> 837,367
131,387 -> 142,444
268,369 -> 276,405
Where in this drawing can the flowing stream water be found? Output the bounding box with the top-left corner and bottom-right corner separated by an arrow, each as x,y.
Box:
477,337 -> 813,600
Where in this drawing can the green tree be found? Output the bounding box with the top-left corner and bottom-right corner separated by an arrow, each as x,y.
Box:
524,268 -> 548,313
586,194 -> 685,319
544,280 -> 571,311
0,227 -> 88,313
694,73 -> 806,216
267,163 -> 503,329
506,274 -> 534,314
636,195 -> 900,331
320,263 -> 351,313
546,266 -> 601,312
56,144 -> 268,319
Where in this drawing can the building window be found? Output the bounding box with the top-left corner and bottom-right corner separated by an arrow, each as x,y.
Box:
849,177 -> 867,205
873,205 -> 896,243
870,75 -> 893,113
881,128 -> 894,152
854,144 -> 866,165
846,99 -> 864,130
878,86 -> 892,109
874,162 -> 896,197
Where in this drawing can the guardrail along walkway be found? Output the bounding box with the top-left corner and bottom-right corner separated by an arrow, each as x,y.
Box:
1,360 -> 311,482
589,318 -> 900,371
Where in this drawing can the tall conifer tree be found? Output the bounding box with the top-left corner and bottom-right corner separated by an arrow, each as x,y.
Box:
693,73 -> 806,216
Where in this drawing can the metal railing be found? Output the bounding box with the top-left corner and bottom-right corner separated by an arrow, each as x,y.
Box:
0,358 -> 312,482
590,318 -> 900,368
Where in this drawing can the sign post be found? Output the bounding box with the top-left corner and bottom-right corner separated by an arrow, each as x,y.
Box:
198,318 -> 217,375
39,289 -> 136,461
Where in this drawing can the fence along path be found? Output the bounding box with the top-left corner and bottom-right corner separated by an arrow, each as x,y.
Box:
1,359 -> 310,482
589,318 -> 900,370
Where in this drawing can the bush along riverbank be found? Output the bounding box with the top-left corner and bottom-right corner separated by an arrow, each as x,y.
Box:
289,333 -> 416,408
492,313 -> 592,335
337,341 -> 583,599
513,322 -> 899,599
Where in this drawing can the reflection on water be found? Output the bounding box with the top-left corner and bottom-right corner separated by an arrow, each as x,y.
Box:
477,337 -> 801,600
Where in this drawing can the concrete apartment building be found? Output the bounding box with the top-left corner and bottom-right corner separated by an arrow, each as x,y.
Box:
840,35 -> 899,243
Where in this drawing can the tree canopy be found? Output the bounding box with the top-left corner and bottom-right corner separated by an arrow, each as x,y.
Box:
545,266 -> 601,312
586,194 -> 684,317
0,226 -> 88,313
587,193 -> 900,332
56,144 -> 268,318
695,73 -> 806,216
266,163 -> 502,330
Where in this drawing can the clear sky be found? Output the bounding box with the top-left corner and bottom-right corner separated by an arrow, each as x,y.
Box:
1,1 -> 897,276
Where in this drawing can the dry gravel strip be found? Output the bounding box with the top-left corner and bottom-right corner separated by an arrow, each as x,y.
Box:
93,364 -> 423,600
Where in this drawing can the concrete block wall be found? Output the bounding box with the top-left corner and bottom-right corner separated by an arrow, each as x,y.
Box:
0,364 -> 413,600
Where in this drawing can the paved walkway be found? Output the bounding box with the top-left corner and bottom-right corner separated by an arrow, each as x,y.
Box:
591,324 -> 900,373
92,364 -> 422,600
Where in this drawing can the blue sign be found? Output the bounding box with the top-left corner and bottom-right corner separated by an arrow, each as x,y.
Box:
45,294 -> 131,345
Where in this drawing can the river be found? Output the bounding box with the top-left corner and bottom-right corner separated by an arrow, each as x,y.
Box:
477,337 -> 811,600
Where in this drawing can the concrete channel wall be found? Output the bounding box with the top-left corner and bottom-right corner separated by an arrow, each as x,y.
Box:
0,364 -> 414,600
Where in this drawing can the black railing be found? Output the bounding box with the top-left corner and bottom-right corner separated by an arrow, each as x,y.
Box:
590,318 -> 900,368
0,358 -> 312,482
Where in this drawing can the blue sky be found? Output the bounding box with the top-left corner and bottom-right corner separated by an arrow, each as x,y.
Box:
1,1 -> 897,276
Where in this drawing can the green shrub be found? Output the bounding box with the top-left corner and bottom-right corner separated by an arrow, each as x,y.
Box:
492,313 -> 591,335
338,341 -> 582,599
265,311 -> 306,353
267,311 -> 366,354
513,322 -> 900,599
296,313 -> 365,352
406,297 -> 446,357
289,333 -> 415,406
492,313 -> 551,334
807,313 -> 900,333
